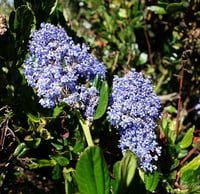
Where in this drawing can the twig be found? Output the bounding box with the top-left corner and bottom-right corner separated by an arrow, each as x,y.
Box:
0,106 -> 15,151
158,92 -> 180,104
143,17 -> 154,66
175,58 -> 185,136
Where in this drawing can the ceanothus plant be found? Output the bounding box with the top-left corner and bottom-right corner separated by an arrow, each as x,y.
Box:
107,69 -> 161,172
23,22 -> 162,193
24,23 -> 106,121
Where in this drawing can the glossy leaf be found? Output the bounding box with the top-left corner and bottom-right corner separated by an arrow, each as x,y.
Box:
180,126 -> 194,149
29,159 -> 56,169
180,154 -> 200,185
75,146 -> 110,194
27,113 -> 40,123
13,142 -> 29,158
117,150 -> 137,193
92,74 -> 101,90
164,105 -> 177,114
52,164 -> 62,180
51,155 -> 69,167
147,5 -> 167,14
94,81 -> 109,120
144,171 -> 159,192
53,105 -> 64,118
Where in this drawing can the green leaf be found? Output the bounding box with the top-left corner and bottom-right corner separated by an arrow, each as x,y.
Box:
13,143 -> 29,158
52,164 -> 62,180
63,168 -> 76,194
49,0 -> 58,15
166,2 -> 189,14
180,126 -> 194,149
181,154 -> 200,173
117,150 -> 137,193
27,113 -> 40,123
25,136 -> 41,148
111,161 -> 120,194
112,151 -> 145,194
29,159 -> 56,169
94,81 -> 109,120
147,5 -> 167,14
164,105 -> 177,114
144,171 -> 159,192
75,146 -> 110,194
92,75 -> 101,90
53,105 -> 64,117
11,5 -> 34,39
180,154 -> 200,185
51,155 -> 69,167
118,8 -> 127,18
51,142 -> 63,150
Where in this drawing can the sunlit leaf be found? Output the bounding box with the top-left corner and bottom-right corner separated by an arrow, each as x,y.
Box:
147,5 -> 167,14
94,81 -> 109,120
75,146 -> 110,194
144,171 -> 160,192
51,155 -> 69,167
180,126 -> 194,149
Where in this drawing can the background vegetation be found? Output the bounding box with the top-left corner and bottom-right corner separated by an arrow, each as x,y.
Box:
0,0 -> 200,193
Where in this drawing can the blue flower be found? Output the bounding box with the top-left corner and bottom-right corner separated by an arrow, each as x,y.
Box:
107,69 -> 161,172
24,23 -> 106,121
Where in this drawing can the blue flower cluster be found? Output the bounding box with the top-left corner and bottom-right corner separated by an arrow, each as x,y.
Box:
24,23 -> 106,121
107,69 -> 161,172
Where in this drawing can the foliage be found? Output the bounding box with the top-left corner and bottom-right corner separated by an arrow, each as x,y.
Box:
0,0 -> 200,193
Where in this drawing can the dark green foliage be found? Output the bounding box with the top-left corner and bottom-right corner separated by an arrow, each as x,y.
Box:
1,0 -> 200,193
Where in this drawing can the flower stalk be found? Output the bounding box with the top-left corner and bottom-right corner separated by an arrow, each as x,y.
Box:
76,110 -> 94,147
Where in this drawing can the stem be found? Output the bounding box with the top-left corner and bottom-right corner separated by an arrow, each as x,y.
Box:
63,167 -> 75,194
175,59 -> 184,136
76,110 -> 94,147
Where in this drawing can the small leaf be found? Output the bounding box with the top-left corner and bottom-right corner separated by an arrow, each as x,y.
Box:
51,142 -> 63,150
25,137 -> 41,148
94,81 -> 109,120
13,143 -> 29,158
118,8 -> 127,18
164,105 -> 177,114
180,126 -> 194,149
39,128 -> 51,140
75,146 -> 110,194
144,171 -> 159,192
52,155 -> 69,166
29,159 -> 56,169
27,113 -> 40,123
147,5 -> 167,14
53,105 -> 64,118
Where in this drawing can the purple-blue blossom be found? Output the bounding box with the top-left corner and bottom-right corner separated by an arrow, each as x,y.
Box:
24,23 -> 106,121
107,69 -> 161,172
